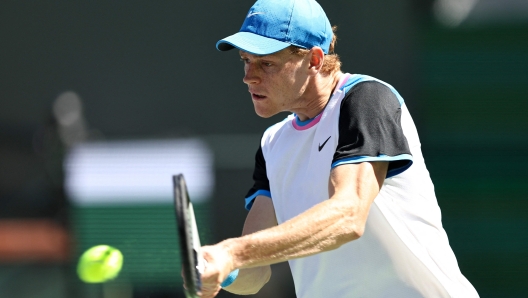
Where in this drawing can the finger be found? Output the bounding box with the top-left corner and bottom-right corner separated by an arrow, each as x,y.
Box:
200,285 -> 221,298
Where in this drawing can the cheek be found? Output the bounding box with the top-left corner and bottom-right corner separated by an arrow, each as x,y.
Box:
274,73 -> 294,93
278,78 -> 301,100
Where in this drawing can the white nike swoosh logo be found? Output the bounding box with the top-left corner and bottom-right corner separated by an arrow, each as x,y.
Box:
247,12 -> 264,18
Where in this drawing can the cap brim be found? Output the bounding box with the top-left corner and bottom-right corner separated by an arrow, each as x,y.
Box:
216,32 -> 291,55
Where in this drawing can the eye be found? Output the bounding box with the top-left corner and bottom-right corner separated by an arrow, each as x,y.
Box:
262,62 -> 273,67
240,58 -> 250,64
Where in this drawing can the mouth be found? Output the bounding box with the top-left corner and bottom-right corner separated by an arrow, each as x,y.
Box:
251,93 -> 267,101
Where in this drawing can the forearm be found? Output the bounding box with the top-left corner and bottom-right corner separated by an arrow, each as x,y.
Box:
222,195 -> 362,270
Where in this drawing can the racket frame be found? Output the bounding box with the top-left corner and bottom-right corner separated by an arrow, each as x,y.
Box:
173,174 -> 204,298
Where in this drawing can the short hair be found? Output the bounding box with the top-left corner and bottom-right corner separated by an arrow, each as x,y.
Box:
289,26 -> 341,76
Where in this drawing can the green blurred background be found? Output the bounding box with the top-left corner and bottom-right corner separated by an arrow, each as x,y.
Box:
1,0 -> 527,297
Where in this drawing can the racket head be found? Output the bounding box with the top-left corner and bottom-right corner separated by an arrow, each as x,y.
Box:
173,174 -> 204,298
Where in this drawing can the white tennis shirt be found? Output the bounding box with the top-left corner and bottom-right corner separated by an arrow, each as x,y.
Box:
245,74 -> 479,298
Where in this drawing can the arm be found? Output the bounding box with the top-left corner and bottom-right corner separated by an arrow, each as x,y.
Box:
199,161 -> 388,297
223,195 -> 277,294
226,161 -> 387,267
200,195 -> 277,297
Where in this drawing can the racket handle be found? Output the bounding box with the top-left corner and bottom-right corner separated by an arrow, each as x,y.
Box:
221,269 -> 239,288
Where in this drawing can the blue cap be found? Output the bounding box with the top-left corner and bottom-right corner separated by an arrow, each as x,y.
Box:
216,0 -> 333,55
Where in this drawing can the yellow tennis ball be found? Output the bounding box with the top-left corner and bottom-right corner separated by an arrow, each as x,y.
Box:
77,245 -> 123,283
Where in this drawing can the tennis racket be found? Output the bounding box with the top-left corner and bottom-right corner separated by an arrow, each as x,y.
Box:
173,174 -> 205,298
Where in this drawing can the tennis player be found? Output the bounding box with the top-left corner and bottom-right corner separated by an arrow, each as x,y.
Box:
199,0 -> 479,297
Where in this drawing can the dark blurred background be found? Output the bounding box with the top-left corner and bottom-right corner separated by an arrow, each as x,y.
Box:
1,0 -> 527,297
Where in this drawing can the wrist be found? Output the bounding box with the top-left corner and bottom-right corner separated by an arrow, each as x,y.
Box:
220,238 -> 241,270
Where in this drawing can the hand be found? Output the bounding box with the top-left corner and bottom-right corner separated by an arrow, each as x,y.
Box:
199,243 -> 236,298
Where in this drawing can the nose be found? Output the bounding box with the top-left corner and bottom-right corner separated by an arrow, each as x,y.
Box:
242,63 -> 260,85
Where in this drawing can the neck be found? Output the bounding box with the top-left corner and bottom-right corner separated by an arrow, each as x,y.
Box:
294,71 -> 343,121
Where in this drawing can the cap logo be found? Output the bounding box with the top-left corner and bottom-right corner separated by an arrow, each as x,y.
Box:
247,12 -> 264,18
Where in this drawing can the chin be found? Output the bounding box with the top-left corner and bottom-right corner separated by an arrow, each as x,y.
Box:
255,107 -> 278,118
253,102 -> 276,118
254,110 -> 274,118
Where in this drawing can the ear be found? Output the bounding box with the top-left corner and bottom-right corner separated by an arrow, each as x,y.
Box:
308,47 -> 325,73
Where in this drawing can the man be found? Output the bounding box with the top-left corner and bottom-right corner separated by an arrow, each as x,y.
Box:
199,0 -> 479,297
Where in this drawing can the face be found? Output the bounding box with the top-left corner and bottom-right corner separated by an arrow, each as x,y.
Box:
240,48 -> 311,118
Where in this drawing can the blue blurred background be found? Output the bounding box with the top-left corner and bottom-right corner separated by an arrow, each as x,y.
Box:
1,0 -> 527,297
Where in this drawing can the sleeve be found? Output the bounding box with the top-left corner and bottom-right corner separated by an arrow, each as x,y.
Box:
244,145 -> 271,210
331,81 -> 413,178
